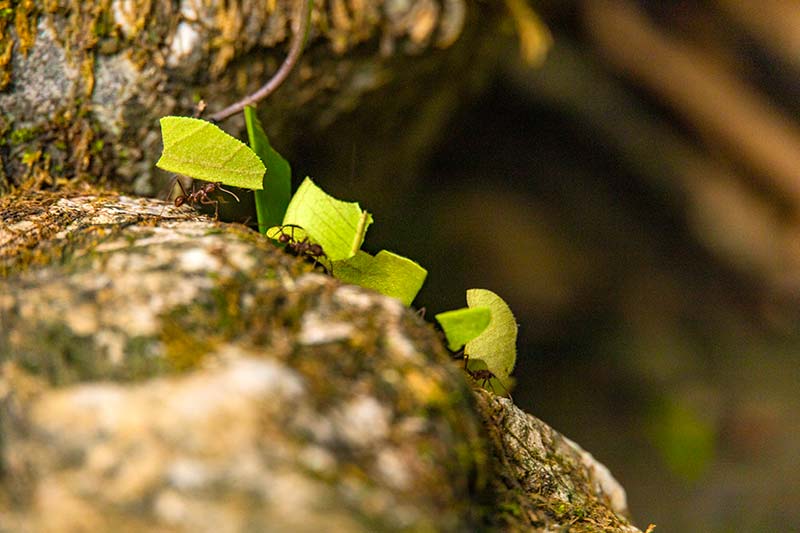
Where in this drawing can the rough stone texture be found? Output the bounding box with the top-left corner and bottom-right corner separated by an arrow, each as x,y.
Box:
0,191 -> 643,532
0,0 -> 490,194
475,392 -> 639,532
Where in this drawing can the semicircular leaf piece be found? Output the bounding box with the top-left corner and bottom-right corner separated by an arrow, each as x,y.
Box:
333,250 -> 427,306
464,288 -> 518,385
282,177 -> 373,261
435,307 -> 491,352
156,116 -> 265,190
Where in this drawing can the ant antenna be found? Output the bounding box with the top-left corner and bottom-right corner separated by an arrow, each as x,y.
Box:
209,0 -> 313,122
216,183 -> 240,203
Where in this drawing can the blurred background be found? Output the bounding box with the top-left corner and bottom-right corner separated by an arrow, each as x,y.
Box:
285,0 -> 800,530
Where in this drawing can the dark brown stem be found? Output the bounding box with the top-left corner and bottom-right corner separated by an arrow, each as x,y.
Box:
210,0 -> 312,122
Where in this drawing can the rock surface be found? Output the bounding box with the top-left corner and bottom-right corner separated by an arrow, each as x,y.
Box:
0,191 -> 643,532
0,0 -> 486,193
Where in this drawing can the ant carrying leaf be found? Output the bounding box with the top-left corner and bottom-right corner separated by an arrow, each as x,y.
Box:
438,289 -> 518,399
268,224 -> 333,275
163,176 -> 240,220
456,351 -> 513,400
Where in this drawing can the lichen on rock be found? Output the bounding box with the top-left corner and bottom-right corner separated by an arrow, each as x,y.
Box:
0,0 -> 476,193
0,192 -> 644,531
0,191 -> 486,531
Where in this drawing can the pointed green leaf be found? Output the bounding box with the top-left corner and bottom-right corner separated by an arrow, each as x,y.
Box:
244,106 -> 291,233
156,116 -> 265,190
435,307 -> 491,352
332,250 -> 427,306
283,177 -> 373,261
464,289 -> 518,385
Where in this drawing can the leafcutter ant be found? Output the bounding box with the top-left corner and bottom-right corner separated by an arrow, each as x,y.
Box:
167,178 -> 240,220
273,224 -> 333,275
460,352 -> 512,400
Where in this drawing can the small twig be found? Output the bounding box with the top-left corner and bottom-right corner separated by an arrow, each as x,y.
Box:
210,0 -> 313,122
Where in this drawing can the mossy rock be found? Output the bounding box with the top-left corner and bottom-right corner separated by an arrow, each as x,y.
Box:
0,191 -> 644,532
0,0 -> 501,196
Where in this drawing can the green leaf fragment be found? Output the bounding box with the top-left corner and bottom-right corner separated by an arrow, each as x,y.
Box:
282,177 -> 373,261
244,106 -> 291,233
435,307 -> 491,352
464,288 -> 518,385
265,225 -> 307,241
156,116 -> 265,190
333,250 -> 427,306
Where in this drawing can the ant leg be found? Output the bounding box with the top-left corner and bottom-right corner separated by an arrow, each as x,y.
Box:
312,254 -> 332,275
160,175 -> 186,217
197,192 -> 221,220
159,174 -> 178,200
159,175 -> 177,217
177,177 -> 190,197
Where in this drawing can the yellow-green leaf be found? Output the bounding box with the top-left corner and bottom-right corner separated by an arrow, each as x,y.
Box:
156,116 -> 265,190
333,250 -> 427,306
435,307 -> 491,352
283,177 -> 372,261
464,289 -> 518,384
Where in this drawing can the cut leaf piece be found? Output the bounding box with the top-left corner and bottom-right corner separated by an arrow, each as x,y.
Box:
464,289 -> 518,386
333,250 -> 427,306
463,357 -> 516,398
244,106 -> 291,233
283,177 -> 373,261
435,307 -> 491,352
156,116 -> 265,190
265,225 -> 309,242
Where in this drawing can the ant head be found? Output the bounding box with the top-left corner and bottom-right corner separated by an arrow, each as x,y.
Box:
174,197 -> 186,207
278,233 -> 291,244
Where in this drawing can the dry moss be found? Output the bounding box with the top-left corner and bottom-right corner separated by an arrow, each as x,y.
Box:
0,0 -> 37,90
0,0 -> 165,191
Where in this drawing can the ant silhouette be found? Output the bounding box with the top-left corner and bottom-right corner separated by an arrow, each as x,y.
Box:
166,178 -> 240,220
458,352 -> 513,400
273,224 -> 333,275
